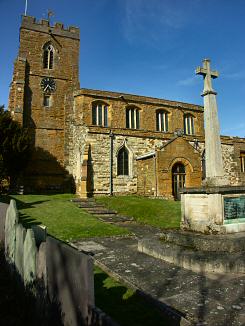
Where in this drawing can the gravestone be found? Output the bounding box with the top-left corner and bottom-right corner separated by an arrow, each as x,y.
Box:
46,236 -> 94,326
23,228 -> 37,285
0,202 -> 8,243
37,242 -> 47,288
32,224 -> 47,247
15,223 -> 26,277
5,200 -> 19,263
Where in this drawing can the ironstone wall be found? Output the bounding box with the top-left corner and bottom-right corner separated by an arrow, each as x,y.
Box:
2,199 -> 119,326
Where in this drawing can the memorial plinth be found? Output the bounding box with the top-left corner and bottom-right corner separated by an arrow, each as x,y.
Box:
181,186 -> 245,234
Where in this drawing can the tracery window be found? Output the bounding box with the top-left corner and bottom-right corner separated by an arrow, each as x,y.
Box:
184,114 -> 195,135
241,152 -> 245,173
156,110 -> 168,132
92,103 -> 108,127
117,146 -> 129,176
43,43 -> 54,69
126,107 -> 140,129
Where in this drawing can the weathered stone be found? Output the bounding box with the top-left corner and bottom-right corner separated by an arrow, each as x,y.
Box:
8,15 -> 79,191
196,59 -> 225,185
0,202 -> 8,244
23,228 -> 37,285
36,242 -> 47,288
46,236 -> 94,326
5,200 -> 19,263
15,223 -> 26,277
32,224 -> 47,247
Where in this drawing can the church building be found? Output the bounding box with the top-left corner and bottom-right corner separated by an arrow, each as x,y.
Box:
8,16 -> 245,199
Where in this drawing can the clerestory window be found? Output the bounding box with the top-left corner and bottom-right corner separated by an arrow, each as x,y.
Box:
92,103 -> 108,127
184,114 -> 195,135
241,152 -> 245,173
156,110 -> 168,132
117,146 -> 129,176
126,107 -> 140,129
43,43 -> 54,69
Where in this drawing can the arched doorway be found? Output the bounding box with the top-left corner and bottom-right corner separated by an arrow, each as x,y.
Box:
172,163 -> 186,200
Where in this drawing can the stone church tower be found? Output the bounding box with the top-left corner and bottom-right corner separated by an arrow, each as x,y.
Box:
8,16 -> 80,191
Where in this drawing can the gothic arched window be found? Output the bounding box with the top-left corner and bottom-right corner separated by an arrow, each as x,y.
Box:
92,102 -> 108,127
117,147 -> 129,176
184,114 -> 195,135
43,43 -> 54,69
156,110 -> 168,132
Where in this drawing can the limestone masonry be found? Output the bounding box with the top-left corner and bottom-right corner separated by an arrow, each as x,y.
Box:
8,16 -> 245,198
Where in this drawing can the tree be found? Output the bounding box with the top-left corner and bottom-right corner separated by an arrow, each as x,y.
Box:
0,106 -> 31,191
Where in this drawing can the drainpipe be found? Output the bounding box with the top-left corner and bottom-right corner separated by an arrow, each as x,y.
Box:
154,152 -> 158,197
109,130 -> 114,196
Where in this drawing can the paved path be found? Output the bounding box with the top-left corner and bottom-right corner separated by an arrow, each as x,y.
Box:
71,200 -> 245,326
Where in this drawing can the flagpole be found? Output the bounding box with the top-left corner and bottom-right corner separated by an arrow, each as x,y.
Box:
24,0 -> 28,16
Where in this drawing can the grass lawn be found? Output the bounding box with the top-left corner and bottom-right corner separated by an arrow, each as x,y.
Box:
94,266 -> 176,326
0,194 -> 129,241
96,195 -> 181,229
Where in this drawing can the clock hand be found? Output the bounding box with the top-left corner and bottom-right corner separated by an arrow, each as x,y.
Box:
44,85 -> 48,92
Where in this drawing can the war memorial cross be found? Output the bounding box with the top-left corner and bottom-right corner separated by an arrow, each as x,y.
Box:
196,58 -> 219,95
195,59 -> 225,184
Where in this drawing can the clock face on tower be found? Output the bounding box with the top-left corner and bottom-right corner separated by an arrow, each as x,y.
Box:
41,77 -> 56,93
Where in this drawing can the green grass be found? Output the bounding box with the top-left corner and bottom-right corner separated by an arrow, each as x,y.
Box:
96,195 -> 181,229
94,266 -> 175,326
0,194 -> 129,241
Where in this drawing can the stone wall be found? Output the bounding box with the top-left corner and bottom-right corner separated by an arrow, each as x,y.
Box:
74,91 -> 205,136
137,157 -> 156,196
85,132 -> 168,195
8,16 -> 80,191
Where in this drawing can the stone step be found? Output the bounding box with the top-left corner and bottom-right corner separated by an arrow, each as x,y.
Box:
138,237 -> 245,274
78,203 -> 104,209
85,208 -> 117,215
97,215 -> 134,223
71,198 -> 94,203
160,230 -> 245,253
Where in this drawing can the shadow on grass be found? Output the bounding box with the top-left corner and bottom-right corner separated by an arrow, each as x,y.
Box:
94,267 -> 180,326
0,194 -> 49,229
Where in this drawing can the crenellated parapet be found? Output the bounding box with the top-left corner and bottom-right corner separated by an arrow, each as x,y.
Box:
21,15 -> 80,40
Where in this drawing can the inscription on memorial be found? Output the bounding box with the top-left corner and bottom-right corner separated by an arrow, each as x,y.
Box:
224,196 -> 245,220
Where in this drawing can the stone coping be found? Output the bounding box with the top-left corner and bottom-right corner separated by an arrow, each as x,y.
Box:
159,230 -> 245,253
181,185 -> 245,195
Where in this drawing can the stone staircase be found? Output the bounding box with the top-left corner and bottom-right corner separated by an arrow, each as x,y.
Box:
71,198 -> 134,223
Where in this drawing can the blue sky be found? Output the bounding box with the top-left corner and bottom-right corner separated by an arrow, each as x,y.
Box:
0,0 -> 244,137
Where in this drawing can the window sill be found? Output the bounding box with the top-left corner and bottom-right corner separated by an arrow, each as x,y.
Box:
116,175 -> 134,179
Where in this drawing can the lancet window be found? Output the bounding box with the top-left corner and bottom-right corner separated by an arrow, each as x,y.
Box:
43,43 -> 54,69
